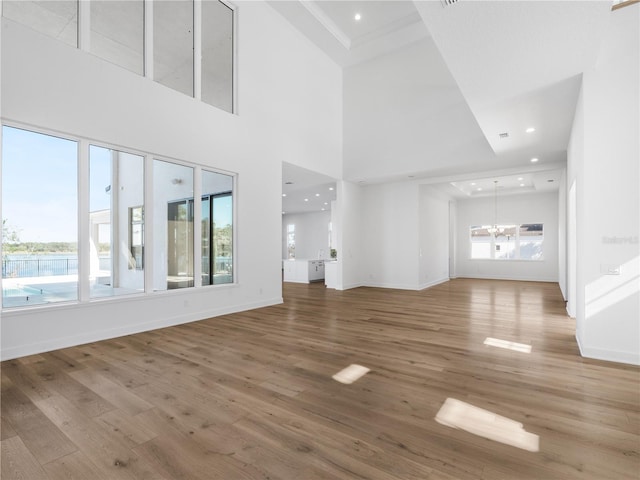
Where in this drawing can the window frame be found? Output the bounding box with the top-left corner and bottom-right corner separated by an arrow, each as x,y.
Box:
469,223 -> 544,261
1,121 -> 238,312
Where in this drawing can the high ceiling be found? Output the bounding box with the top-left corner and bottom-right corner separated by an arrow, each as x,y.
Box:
272,0 -> 614,192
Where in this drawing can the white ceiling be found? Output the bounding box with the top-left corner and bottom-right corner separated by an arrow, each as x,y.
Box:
271,0 -> 614,193
267,0 -> 429,67
445,169 -> 563,199
282,162 -> 337,214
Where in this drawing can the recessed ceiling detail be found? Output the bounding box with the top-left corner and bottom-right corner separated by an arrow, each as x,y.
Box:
448,169 -> 563,198
268,1 -> 428,67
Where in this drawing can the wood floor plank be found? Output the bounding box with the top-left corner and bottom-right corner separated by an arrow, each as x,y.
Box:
1,436 -> 50,480
1,376 -> 77,465
33,394 -> 165,480
1,279 -> 638,479
68,369 -> 154,416
43,451 -> 111,480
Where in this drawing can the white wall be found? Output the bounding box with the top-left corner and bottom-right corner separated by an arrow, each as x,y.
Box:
336,180 -> 364,290
567,86 -> 584,321
568,5 -> 639,365
281,211 -> 331,260
419,186 -> 450,289
0,3 -> 343,360
360,182 -> 419,289
455,192 -> 559,282
558,169 -> 568,300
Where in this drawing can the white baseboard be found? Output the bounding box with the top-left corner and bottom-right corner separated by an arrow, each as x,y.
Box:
339,277 -> 450,292
0,297 -> 283,361
337,282 -> 364,291
455,274 -> 558,283
362,282 -> 422,291
419,277 -> 450,290
576,334 -> 640,366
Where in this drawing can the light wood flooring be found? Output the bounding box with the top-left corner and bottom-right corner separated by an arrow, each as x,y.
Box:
1,279 -> 639,479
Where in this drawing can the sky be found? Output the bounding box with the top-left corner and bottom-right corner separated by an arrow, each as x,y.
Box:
2,126 -> 232,244
2,126 -> 79,242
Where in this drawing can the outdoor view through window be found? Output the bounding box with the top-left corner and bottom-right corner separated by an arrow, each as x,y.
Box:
1,126 -> 79,307
1,126 -> 235,309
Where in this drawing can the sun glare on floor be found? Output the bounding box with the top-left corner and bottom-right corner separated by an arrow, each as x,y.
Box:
332,364 -> 370,384
435,398 -> 540,452
484,337 -> 532,353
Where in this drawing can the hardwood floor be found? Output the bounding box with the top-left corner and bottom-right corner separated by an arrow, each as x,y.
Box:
2,279 -> 639,479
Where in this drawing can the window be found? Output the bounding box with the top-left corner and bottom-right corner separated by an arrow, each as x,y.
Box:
287,224 -> 296,259
2,1 -> 78,47
154,0 -> 194,97
202,169 -> 234,285
4,0 -> 236,112
470,224 -> 544,260
202,1 -> 234,112
90,0 -> 144,75
519,224 -> 544,260
1,126 -> 78,307
89,146 -> 145,298
153,160 -> 194,290
2,125 -> 236,309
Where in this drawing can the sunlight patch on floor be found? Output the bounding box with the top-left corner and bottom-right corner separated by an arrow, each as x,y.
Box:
332,364 -> 370,384
484,337 -> 532,353
435,398 -> 539,452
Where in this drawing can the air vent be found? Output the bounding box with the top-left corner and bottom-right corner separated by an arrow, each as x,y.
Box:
285,181 -> 293,185
441,0 -> 459,5
499,132 -> 509,139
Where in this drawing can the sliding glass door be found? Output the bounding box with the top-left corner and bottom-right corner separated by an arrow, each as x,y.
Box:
201,192 -> 233,285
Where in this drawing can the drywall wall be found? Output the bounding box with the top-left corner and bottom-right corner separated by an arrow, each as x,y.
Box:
360,182 -> 420,289
419,186 -> 450,289
0,2 -> 343,359
455,192 -> 559,282
281,211 -> 331,260
558,169 -> 567,300
336,180 -> 364,290
569,5 -> 639,365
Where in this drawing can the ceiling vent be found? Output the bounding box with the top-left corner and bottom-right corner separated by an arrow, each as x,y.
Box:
499,132 -> 509,139
441,0 -> 459,5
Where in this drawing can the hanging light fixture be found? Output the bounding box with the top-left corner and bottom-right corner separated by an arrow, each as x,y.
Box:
487,180 -> 504,236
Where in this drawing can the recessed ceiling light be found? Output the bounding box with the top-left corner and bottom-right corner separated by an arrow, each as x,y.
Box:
282,193 -> 286,197
520,183 -> 525,187
471,182 -> 476,186
354,13 -> 361,21
526,127 -> 536,133
530,157 -> 539,163
315,193 -> 320,197
477,187 -> 482,191
304,198 -> 309,202
321,208 -> 325,211
329,187 -> 334,191
517,177 -> 523,181
282,211 -> 285,214
324,202 -> 328,205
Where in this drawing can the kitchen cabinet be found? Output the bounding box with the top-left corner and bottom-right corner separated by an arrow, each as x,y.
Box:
283,259 -> 325,283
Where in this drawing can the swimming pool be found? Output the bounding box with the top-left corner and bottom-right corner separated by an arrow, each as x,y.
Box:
2,284 -> 45,297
